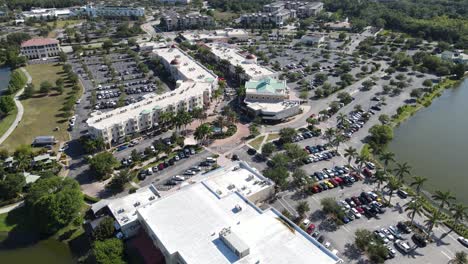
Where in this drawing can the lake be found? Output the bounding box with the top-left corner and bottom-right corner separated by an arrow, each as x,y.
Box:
0,233 -> 74,264
0,67 -> 11,94
388,78 -> 468,204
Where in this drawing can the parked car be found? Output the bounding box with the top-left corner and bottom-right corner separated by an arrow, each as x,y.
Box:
388,225 -> 403,239
412,234 -> 427,247
397,222 -> 412,234
397,189 -> 408,199
394,239 -> 412,254
306,224 -> 316,234
374,230 -> 389,244
385,245 -> 396,259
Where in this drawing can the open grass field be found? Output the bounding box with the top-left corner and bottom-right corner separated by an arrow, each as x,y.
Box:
46,19 -> 84,29
266,133 -> 280,142
0,108 -> 18,139
1,64 -> 79,151
212,11 -> 239,22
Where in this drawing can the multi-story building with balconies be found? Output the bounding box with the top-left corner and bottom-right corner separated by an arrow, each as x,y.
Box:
20,38 -> 60,59
84,5 -> 145,17
241,1 -> 323,27
86,46 -> 218,144
160,12 -> 215,31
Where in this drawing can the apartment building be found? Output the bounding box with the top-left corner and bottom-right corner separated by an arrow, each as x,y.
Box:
20,38 -> 60,59
206,42 -> 278,81
86,47 -> 218,144
160,12 -> 215,31
135,161 -> 342,264
84,5 -> 145,17
241,1 -> 323,27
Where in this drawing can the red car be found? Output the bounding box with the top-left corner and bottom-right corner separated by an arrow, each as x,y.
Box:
352,196 -> 362,206
356,206 -> 364,214
363,168 -> 373,177
158,163 -> 165,170
312,185 -> 321,193
306,224 -> 316,234
334,177 -> 344,185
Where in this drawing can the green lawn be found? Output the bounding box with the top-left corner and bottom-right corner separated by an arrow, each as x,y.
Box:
1,64 -> 79,151
0,108 -> 18,139
249,135 -> 265,150
266,133 -> 280,142
212,11 -> 239,22
46,19 -> 84,29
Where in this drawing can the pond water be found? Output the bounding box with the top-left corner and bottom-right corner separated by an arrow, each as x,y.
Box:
0,67 -> 11,94
388,78 -> 468,204
0,232 -> 74,264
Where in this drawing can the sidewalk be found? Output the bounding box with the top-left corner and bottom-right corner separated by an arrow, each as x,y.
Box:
0,67 -> 31,145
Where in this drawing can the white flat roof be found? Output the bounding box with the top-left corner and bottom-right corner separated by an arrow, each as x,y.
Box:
107,184 -> 160,227
206,43 -> 277,80
137,162 -> 340,264
155,47 -> 217,82
182,29 -> 249,42
245,100 -> 299,113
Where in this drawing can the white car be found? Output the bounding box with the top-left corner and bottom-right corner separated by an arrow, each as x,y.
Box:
374,230 -> 389,244
381,228 -> 395,240
340,200 -> 350,210
458,236 -> 468,247
351,208 -> 362,218
324,241 -> 331,248
394,239 -> 412,254
184,170 -> 196,175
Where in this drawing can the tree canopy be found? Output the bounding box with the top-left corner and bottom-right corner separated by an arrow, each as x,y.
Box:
26,176 -> 82,234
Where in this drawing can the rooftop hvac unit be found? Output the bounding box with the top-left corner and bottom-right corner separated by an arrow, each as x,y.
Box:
219,228 -> 250,258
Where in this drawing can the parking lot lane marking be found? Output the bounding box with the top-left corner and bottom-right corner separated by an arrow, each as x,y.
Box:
441,251 -> 452,260
445,248 -> 454,256
342,226 -> 350,233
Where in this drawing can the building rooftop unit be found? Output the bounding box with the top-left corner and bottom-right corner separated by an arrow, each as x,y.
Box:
206,43 -> 277,80
137,161 -> 341,264
86,80 -> 213,130
98,184 -> 160,229
155,47 -> 217,82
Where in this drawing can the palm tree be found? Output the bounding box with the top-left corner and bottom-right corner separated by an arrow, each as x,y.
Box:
379,151 -> 395,172
410,176 -> 428,196
191,107 -> 204,124
432,190 -> 456,214
344,146 -> 357,166
449,203 -> 467,233
194,123 -> 212,145
394,162 -> 411,183
324,128 -> 336,146
450,251 -> 467,264
374,170 -> 387,191
405,196 -> 424,225
424,211 -> 443,239
215,116 -> 226,133
386,176 -> 401,205
333,134 -> 345,152
355,154 -> 367,174
234,65 -> 245,84
336,113 -> 347,129
159,110 -> 174,128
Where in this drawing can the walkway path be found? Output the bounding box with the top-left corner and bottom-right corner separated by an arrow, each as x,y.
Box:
0,201 -> 24,214
0,67 -> 31,145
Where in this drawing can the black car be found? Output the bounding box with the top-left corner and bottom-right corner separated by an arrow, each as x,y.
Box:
168,159 -> 175,165
232,154 -> 239,160
412,234 -> 427,247
247,148 -> 257,155
200,161 -> 210,167
317,235 -> 325,243
397,222 -> 412,234
370,203 -> 385,214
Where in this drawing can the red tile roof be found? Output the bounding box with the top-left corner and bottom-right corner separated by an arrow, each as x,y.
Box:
21,38 -> 59,47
